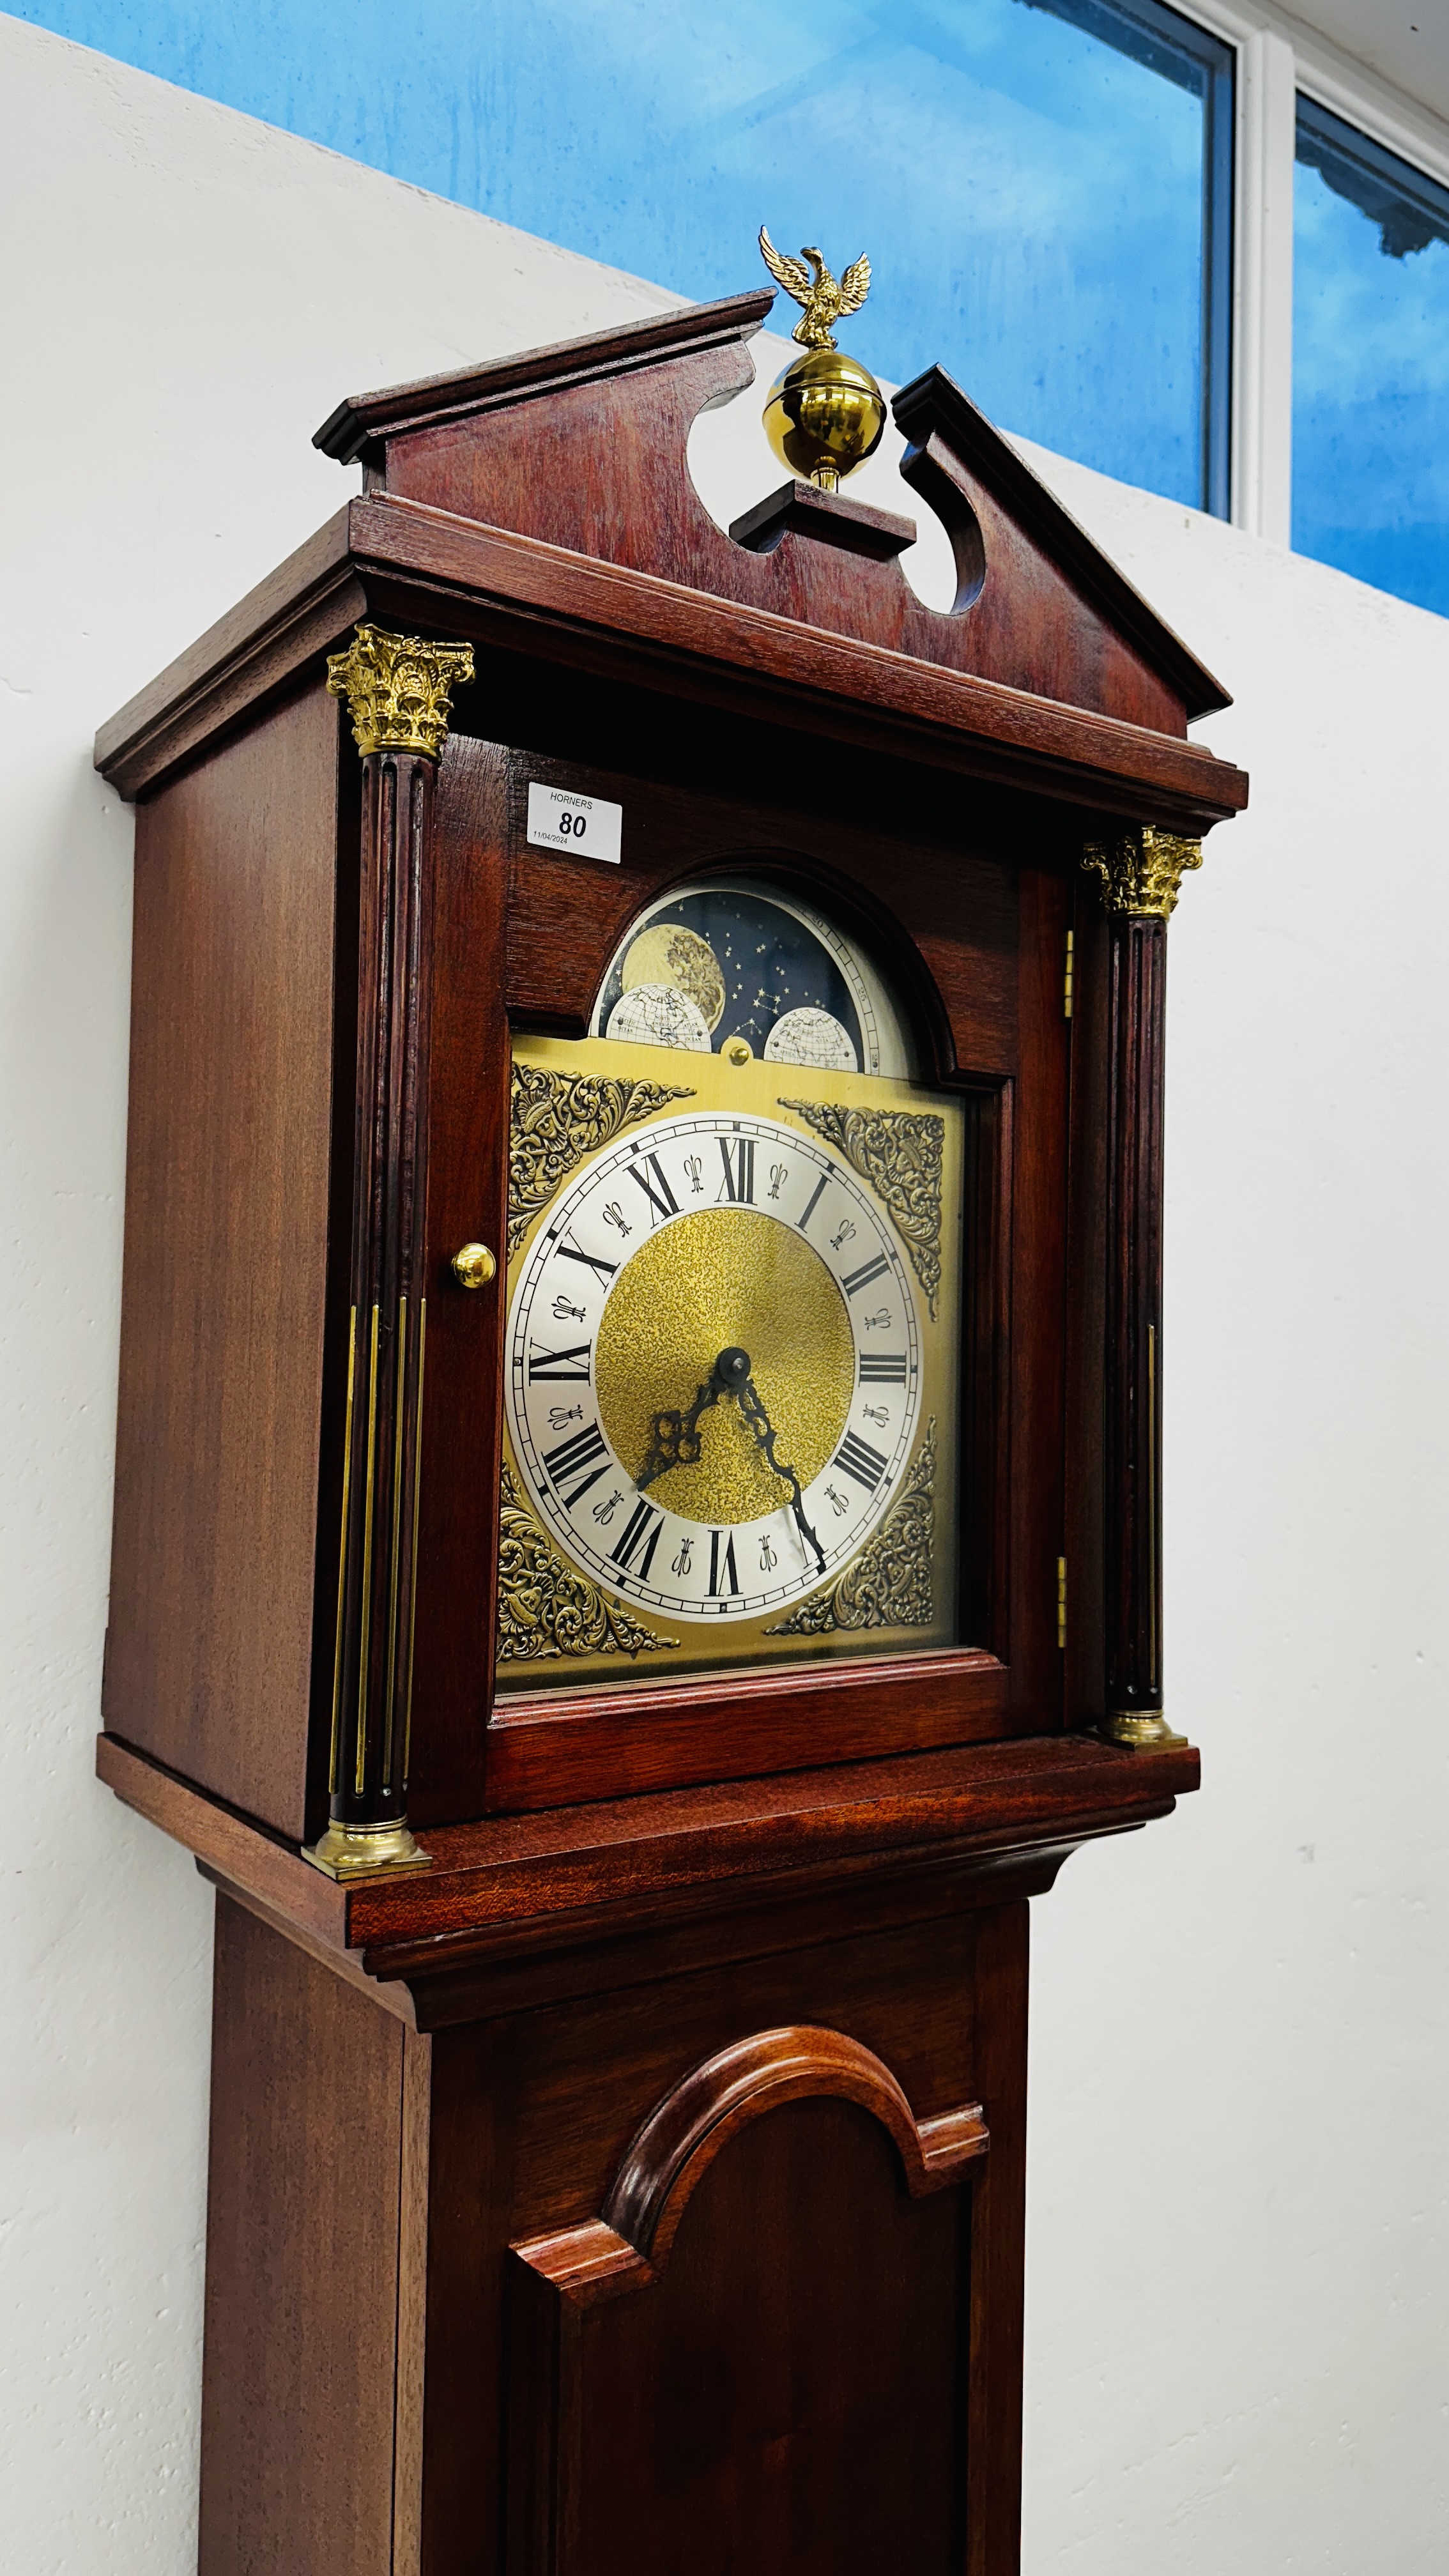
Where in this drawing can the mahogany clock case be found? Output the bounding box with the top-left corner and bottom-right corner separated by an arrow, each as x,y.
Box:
107,657 -> 1075,1839
91,290 -> 1246,2576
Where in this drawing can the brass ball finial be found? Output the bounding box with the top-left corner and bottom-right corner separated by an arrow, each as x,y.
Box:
758,226 -> 887,493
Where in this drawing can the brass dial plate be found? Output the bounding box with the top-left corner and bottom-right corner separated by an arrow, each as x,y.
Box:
498,1034 -> 962,1686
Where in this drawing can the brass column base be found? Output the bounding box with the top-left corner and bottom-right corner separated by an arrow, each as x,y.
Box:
302,1818 -> 433,1880
1098,1711 -> 1188,1751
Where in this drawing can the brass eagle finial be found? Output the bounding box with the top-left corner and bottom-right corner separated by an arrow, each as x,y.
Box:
758,228 -> 871,352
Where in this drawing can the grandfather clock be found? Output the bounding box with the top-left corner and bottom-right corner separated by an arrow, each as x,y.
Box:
96,273 -> 1245,2574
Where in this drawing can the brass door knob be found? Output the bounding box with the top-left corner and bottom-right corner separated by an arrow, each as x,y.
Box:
451,1241 -> 497,1291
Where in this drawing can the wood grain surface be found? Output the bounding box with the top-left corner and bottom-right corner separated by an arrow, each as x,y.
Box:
104,684 -> 339,1839
402,736 -> 511,1825
198,1897 -> 404,2576
139,1754 -> 1071,2572
508,2101 -> 970,2575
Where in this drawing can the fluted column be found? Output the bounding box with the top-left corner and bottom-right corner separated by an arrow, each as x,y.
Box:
305,624 -> 474,1878
1081,825 -> 1202,1751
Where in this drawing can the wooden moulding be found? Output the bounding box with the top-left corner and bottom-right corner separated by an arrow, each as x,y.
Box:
96,1728 -> 1197,1993
95,494 -> 1248,829
484,1650 -> 1013,1813
314,289 -> 781,466
93,512 -> 365,804
728,479 -> 919,562
891,365 -> 1227,717
317,289 -> 1229,730
512,2025 -> 990,2307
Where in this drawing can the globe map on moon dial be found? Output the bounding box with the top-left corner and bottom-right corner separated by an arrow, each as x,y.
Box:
605,983 -> 713,1051
762,1006 -> 857,1071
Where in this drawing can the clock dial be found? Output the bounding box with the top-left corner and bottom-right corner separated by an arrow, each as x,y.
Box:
506,1110 -> 922,1623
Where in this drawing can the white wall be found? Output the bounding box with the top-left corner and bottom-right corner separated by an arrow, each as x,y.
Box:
1015,458 -> 1449,2569
0,15 -> 1442,2572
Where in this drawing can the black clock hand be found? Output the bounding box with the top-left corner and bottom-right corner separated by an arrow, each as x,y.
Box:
639,1351 -> 826,1575
638,1380 -> 717,1489
637,1347 -> 752,1491
736,1374 -> 826,1572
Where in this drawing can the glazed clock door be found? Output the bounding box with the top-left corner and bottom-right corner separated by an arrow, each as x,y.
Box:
410,735 -> 1071,1824
496,872 -> 962,1696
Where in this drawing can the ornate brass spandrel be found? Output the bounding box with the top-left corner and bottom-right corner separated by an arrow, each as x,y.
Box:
325,622 -> 475,761
778,1097 -> 943,1317
766,1419 -> 935,1636
497,1460 -> 679,1662
1082,825 -> 1204,921
758,229 -> 871,351
508,1059 -> 695,1260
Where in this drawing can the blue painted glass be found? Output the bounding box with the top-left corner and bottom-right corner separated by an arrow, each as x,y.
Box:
15,0 -> 1231,510
1294,99 -> 1449,616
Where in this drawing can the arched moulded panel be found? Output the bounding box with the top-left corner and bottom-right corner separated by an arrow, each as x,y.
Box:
512,2023 -> 989,2308
505,2024 -> 989,2573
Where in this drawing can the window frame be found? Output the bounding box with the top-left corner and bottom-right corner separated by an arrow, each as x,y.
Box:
1037,0 -> 1237,518
1295,89 -> 1449,256
1162,0 -> 1449,556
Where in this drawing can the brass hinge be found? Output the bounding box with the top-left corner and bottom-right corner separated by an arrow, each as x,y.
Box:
1056,1556 -> 1067,1651
1063,929 -> 1075,1020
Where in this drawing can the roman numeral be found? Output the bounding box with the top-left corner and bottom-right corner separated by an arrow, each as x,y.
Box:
798,1172 -> 829,1231
834,1432 -> 889,1492
555,1234 -> 617,1287
527,1341 -> 592,1381
542,1419 -> 611,1508
610,1498 -> 664,1582
630,1152 -> 679,1226
841,1252 -> 890,1298
716,1137 -> 755,1204
858,1351 -> 908,1384
708,1529 -> 740,1594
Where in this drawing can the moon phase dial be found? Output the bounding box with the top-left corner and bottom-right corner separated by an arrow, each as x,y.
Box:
590,878 -> 914,1077
505,1109 -> 923,1627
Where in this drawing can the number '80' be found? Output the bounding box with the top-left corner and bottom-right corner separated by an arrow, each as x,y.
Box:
557,809 -> 588,838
